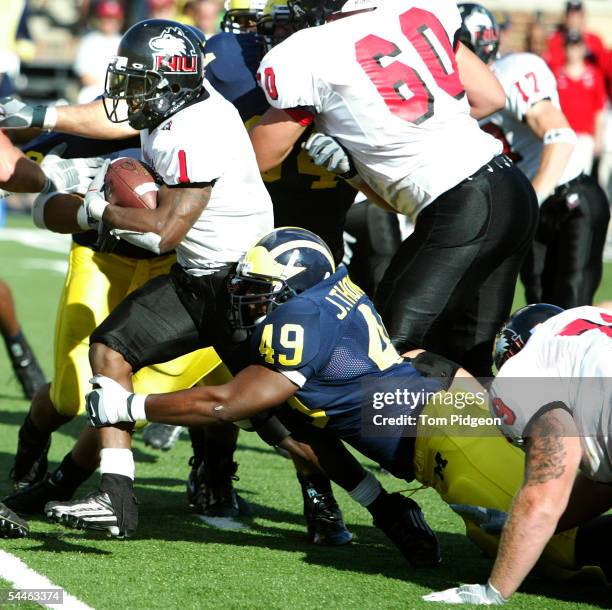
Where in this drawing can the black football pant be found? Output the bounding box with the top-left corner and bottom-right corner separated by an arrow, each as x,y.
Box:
520,173 -> 610,308
345,199 -> 402,298
375,155 -> 538,377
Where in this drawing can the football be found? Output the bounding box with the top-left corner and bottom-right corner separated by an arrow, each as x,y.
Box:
104,157 -> 159,209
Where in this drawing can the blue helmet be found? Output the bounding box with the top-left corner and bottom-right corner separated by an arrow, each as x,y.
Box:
493,303 -> 564,370
229,227 -> 335,330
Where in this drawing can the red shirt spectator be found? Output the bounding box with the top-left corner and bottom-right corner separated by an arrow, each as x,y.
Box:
543,1 -> 607,75
555,64 -> 606,136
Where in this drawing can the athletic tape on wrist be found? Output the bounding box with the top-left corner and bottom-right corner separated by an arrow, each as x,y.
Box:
127,394 -> 147,422
32,192 -> 58,229
76,204 -> 93,230
543,127 -> 577,146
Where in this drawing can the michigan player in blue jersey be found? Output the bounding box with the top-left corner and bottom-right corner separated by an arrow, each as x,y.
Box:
83,227 -> 612,579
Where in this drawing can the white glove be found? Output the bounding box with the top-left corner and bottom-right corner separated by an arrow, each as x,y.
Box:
40,144 -> 106,195
450,504 -> 508,535
0,97 -> 56,130
423,582 -> 506,605
342,231 -> 357,266
82,159 -> 111,226
303,132 -> 355,177
86,374 -> 146,427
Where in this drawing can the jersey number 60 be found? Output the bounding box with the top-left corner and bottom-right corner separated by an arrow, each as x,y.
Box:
355,8 -> 465,124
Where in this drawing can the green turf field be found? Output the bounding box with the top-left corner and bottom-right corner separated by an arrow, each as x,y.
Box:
0,214 -> 610,609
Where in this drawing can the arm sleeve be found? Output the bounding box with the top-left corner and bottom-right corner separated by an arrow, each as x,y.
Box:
256,39 -> 320,111
249,299 -> 328,386
500,55 -> 559,122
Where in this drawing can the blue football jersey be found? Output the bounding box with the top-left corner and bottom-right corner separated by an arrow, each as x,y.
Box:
204,32 -> 268,122
249,267 -> 442,478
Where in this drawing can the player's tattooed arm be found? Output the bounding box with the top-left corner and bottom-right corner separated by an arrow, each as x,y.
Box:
487,407 -> 582,599
142,365 -> 299,427
102,184 -> 212,252
455,42 -> 505,119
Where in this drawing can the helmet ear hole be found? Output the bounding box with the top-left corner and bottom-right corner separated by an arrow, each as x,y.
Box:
170,83 -> 181,93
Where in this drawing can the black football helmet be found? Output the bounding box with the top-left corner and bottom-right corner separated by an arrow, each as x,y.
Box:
104,19 -> 205,130
493,304 -> 564,370
458,3 -> 501,65
229,227 -> 335,330
287,0 -> 378,28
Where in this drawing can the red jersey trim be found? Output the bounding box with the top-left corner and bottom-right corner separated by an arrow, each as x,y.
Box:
284,107 -> 315,126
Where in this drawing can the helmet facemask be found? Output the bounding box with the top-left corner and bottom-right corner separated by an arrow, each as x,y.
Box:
257,2 -> 294,50
228,273 -> 296,331
104,58 -> 199,130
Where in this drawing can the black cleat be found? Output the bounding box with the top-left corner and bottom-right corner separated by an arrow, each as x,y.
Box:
0,502 -> 29,538
3,474 -> 73,516
303,487 -> 352,546
142,423 -> 184,451
373,493 -> 440,567
45,474 -> 138,538
9,341 -> 46,400
11,416 -> 51,491
187,458 -> 251,518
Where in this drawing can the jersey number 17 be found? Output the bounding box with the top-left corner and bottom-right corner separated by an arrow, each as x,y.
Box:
355,7 -> 465,125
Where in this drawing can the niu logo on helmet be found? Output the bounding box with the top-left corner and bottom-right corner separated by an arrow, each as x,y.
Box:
149,27 -> 197,73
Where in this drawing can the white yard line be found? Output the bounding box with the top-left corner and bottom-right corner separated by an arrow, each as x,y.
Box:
0,228 -> 71,254
0,550 -> 94,610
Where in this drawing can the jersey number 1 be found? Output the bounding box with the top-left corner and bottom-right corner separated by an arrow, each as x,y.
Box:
355,7 -> 464,124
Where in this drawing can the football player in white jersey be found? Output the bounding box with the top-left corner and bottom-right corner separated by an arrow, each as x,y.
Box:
250,0 -> 539,377
425,302 -> 612,604
459,3 -> 610,309
0,19 -> 272,537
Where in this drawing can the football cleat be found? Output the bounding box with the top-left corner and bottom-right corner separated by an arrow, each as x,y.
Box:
11,418 -> 51,491
187,458 -> 251,518
303,487 -> 352,545
142,423 -> 184,451
45,474 -> 138,538
3,474 -> 73,516
0,502 -> 29,538
373,493 -> 441,568
8,339 -> 46,400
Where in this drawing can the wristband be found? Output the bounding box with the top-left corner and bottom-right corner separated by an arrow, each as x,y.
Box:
126,394 -> 147,422
31,105 -> 58,131
87,194 -> 109,221
76,204 -> 94,230
32,192 -> 58,229
543,127 -> 576,146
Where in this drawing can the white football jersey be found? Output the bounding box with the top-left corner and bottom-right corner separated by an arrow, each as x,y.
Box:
484,53 -> 582,185
141,81 -> 273,273
491,306 -> 612,482
257,0 -> 500,220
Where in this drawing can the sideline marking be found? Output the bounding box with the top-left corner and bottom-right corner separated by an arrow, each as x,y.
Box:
0,550 -> 94,610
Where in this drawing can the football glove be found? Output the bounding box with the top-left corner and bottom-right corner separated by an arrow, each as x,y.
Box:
82,159 -> 110,226
423,582 -> 507,605
303,133 -> 356,178
40,143 -> 106,195
450,504 -> 508,535
0,97 -> 56,130
86,374 -> 146,426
